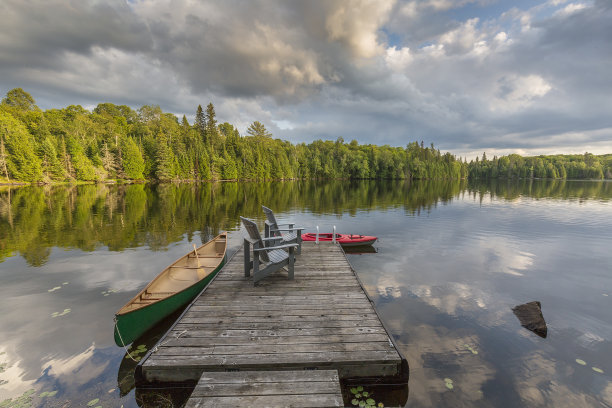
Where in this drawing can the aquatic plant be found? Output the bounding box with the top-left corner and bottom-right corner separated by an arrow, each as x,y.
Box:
350,386 -> 384,407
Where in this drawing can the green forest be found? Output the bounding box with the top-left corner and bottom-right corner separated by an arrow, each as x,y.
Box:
0,88 -> 610,184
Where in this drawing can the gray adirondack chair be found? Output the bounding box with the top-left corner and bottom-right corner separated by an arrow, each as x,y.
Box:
262,205 -> 304,255
240,216 -> 298,285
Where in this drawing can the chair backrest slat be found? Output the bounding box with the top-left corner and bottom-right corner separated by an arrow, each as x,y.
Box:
262,205 -> 279,230
240,216 -> 270,263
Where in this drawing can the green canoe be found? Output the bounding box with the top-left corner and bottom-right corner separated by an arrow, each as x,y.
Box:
114,232 -> 227,346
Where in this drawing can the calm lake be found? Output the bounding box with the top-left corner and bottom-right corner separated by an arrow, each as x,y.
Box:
0,180 -> 611,407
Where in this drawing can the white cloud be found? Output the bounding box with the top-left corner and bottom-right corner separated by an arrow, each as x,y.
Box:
554,2 -> 588,16
491,75 -> 552,112
385,46 -> 413,72
324,0 -> 396,58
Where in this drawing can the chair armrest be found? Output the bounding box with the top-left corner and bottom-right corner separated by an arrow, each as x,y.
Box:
262,236 -> 282,241
271,226 -> 305,232
253,243 -> 299,252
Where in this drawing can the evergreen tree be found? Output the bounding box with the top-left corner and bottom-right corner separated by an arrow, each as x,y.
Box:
181,115 -> 190,132
205,103 -> 217,139
247,121 -> 272,138
195,105 -> 206,142
155,133 -> 176,181
40,137 -> 65,180
0,134 -> 9,181
121,137 -> 145,179
0,110 -> 42,181
66,136 -> 96,181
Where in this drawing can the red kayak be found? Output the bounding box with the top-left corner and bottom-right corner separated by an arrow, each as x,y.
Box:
301,233 -> 377,247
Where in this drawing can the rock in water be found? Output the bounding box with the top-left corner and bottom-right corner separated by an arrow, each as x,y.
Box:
512,301 -> 547,338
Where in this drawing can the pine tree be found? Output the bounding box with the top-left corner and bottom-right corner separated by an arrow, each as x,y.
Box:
195,105 -> 206,143
247,121 -> 272,138
155,133 -> 176,181
0,134 -> 9,181
40,137 -> 65,180
181,115 -> 190,132
121,137 -> 145,179
0,110 -> 42,181
205,103 -> 218,144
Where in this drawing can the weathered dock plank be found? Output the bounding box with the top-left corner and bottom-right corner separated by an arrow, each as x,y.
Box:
138,242 -> 406,386
185,370 -> 343,408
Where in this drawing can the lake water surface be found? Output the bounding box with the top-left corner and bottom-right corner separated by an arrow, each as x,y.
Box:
0,180 -> 611,407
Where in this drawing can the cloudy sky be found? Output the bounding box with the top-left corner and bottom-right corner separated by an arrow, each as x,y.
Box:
1,0 -> 610,158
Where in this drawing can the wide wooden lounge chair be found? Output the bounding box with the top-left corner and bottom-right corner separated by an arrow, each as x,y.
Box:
262,205 -> 304,255
240,216 -> 298,285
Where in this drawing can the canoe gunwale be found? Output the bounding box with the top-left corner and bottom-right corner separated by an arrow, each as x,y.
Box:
116,232 -> 227,316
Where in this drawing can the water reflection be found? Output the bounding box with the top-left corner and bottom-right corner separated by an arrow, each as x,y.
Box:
0,179 -> 611,407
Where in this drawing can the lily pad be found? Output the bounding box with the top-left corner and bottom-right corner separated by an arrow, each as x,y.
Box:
592,367 -> 604,373
357,386 -> 363,392
351,399 -> 359,406
87,398 -> 100,406
362,391 -> 369,397
464,344 -> 479,354
575,359 -> 586,365
359,401 -> 366,407
350,388 -> 358,395
366,398 -> 376,406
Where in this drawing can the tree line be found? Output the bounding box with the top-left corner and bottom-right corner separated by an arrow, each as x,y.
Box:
468,152 -> 612,180
0,88 -> 609,183
0,88 -> 467,183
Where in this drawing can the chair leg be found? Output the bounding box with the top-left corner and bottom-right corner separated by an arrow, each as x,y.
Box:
288,246 -> 295,280
244,240 -> 251,277
252,247 -> 260,286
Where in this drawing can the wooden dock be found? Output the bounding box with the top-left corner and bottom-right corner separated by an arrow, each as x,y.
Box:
136,241 -> 407,403
185,370 -> 343,407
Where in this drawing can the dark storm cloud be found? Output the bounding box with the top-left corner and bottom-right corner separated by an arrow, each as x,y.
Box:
0,0 -> 151,69
0,0 -> 610,156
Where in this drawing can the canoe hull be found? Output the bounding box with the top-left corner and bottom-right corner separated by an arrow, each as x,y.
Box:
114,255 -> 225,346
114,233 -> 227,347
301,233 -> 377,247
